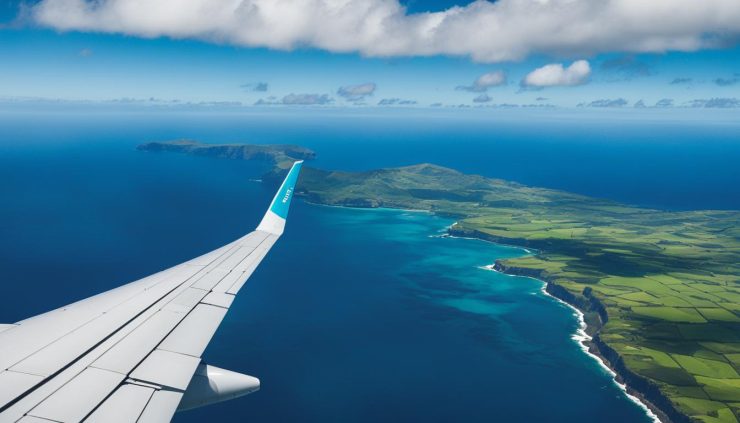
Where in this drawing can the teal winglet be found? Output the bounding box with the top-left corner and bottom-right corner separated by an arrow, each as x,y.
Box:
269,161 -> 303,220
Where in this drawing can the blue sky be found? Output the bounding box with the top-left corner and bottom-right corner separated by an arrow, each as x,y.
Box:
1,0 -> 739,110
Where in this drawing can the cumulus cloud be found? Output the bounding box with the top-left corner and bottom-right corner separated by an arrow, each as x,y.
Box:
337,82 -> 376,100
580,98 -> 628,107
522,60 -> 591,88
256,93 -> 333,105
634,100 -> 646,108
30,0 -> 740,63
241,82 -> 268,92
457,71 -> 506,92
655,98 -> 673,107
670,78 -> 693,85
473,93 -> 492,103
378,98 -> 416,106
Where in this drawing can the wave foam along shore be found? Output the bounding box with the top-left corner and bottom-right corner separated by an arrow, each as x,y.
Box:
541,283 -> 661,423
484,262 -> 661,423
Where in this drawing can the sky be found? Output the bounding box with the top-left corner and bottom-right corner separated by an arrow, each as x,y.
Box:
0,0 -> 739,111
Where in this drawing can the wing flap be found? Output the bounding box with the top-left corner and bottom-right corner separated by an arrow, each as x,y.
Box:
0,297 -> 177,422
86,384 -> 154,423
0,371 -> 44,410
200,292 -> 234,309
27,368 -> 125,422
162,287 -> 209,314
129,350 -> 200,391
136,389 -> 182,423
158,304 -> 227,358
91,310 -> 186,375
190,269 -> 229,291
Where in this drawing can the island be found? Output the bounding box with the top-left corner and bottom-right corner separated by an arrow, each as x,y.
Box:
137,139 -> 316,170
140,141 -> 740,423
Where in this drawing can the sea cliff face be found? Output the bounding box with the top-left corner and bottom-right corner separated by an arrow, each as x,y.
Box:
488,251 -> 691,423
451,225 -> 693,422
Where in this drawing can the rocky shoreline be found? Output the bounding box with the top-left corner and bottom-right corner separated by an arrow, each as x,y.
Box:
449,226 -> 692,423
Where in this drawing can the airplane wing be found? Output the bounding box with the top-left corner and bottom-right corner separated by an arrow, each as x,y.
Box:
0,161 -> 304,423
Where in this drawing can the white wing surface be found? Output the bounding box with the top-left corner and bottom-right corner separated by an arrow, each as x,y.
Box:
0,161 -> 304,423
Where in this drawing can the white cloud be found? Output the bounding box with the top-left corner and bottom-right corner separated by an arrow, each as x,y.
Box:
475,71 -> 506,87
457,70 -> 506,92
337,83 -> 376,100
689,98 -> 740,108
282,93 -> 333,105
31,0 -> 740,63
377,98 -> 416,106
241,82 -> 268,92
256,93 -> 333,105
523,60 -> 591,87
582,98 -> 628,107
472,93 -> 492,103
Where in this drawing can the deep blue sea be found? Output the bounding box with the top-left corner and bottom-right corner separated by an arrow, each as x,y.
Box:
1,110 -> 738,422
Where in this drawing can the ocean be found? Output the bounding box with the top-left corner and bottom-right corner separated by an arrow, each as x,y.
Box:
1,110 -> 738,421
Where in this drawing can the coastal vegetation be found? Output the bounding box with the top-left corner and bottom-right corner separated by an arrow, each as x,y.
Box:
141,141 -> 740,423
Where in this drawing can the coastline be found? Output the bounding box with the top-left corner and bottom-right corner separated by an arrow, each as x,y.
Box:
306,201 -> 675,422
303,200 -> 432,214
541,286 -> 661,423
487,258 -> 693,423
445,224 -> 711,423
442,228 -> 539,255
483,264 -> 662,423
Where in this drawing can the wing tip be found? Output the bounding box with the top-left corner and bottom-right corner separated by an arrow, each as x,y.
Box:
256,160 -> 303,235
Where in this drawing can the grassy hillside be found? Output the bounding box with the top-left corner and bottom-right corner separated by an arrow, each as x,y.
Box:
298,164 -> 740,423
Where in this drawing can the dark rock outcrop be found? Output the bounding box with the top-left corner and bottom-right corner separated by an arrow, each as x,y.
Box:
482,249 -> 689,423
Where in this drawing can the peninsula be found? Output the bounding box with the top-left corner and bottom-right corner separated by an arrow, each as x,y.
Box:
140,141 -> 740,423
137,139 -> 316,170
